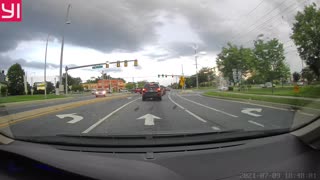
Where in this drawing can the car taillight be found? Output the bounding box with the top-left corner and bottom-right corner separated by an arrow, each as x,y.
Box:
157,88 -> 161,92
142,88 -> 146,92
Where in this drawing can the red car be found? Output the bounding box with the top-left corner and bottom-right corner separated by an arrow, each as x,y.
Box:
134,88 -> 142,94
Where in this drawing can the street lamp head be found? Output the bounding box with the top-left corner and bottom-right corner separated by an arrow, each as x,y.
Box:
65,21 -> 71,24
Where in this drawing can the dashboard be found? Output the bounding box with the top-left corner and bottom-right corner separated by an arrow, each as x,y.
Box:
0,133 -> 319,180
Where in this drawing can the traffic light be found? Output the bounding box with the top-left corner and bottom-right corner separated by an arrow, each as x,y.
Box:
172,75 -> 174,78
106,64 -> 109,68
158,74 -> 160,78
134,59 -> 138,66
124,60 -> 128,67
116,61 -> 120,67
165,75 -> 167,78
162,74 -> 164,78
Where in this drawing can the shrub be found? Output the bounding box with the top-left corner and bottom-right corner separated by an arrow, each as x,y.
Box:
1,86 -> 8,96
228,87 -> 234,91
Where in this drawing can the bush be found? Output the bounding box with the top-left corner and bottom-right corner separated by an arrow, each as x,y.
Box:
247,85 -> 252,89
1,86 -> 8,96
228,87 -> 234,91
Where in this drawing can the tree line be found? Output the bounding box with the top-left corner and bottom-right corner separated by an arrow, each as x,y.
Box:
2,63 -> 84,96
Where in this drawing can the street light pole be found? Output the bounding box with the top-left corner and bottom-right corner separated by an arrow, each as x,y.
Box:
58,4 -> 71,95
195,49 -> 199,89
44,34 -> 49,99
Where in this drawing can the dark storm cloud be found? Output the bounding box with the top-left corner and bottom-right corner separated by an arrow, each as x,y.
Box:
0,55 -> 76,70
0,0 -> 304,59
0,0 -> 162,53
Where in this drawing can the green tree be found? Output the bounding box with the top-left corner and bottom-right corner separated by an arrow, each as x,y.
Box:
7,63 -> 25,95
291,3 -> 320,79
301,67 -> 316,84
292,72 -> 301,82
71,84 -> 84,92
253,39 -> 290,82
137,81 -> 147,88
125,82 -> 135,90
216,43 -> 255,82
185,76 -> 196,88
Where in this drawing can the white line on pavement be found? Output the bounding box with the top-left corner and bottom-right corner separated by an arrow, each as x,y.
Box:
248,120 -> 265,127
177,94 -> 238,118
82,98 -> 139,134
168,94 -> 207,123
211,126 -> 221,131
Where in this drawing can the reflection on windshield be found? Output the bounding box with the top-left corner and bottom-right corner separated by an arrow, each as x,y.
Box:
0,0 -> 319,144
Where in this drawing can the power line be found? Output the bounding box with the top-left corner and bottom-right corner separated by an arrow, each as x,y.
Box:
237,0 -> 307,45
231,0 -> 266,40
232,0 -> 289,41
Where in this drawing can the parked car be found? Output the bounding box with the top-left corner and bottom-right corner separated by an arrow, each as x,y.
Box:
91,89 -> 96,95
297,81 -> 304,86
142,82 -> 162,101
120,89 -> 129,93
218,86 -> 228,91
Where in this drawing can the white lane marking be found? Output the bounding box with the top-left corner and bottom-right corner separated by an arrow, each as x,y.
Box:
137,114 -> 161,126
211,126 -> 221,131
82,98 -> 139,133
241,108 -> 262,117
248,120 -> 265,127
56,113 -> 83,124
177,94 -> 238,118
168,94 -> 207,123
127,97 -> 132,99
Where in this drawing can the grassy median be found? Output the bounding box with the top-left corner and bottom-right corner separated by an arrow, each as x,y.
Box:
204,91 -> 320,109
232,86 -> 320,98
0,94 -> 66,104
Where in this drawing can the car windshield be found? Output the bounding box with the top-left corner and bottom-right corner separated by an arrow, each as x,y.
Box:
0,0 -> 319,145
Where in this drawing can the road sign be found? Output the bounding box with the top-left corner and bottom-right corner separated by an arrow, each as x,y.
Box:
92,65 -> 103,69
179,76 -> 185,87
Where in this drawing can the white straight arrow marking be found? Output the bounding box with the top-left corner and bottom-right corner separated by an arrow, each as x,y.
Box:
137,114 -> 161,126
241,108 -> 262,117
56,113 -> 83,124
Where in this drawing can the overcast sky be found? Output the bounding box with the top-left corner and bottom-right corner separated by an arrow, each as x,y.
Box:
0,0 -> 318,86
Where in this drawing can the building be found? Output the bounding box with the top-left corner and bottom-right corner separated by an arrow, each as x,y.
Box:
82,79 -> 125,92
97,79 -> 125,92
82,83 -> 98,90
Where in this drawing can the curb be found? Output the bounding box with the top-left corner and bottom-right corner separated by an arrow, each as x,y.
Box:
0,94 -> 133,128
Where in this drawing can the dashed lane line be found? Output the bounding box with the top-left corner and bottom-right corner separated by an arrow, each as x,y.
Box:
168,94 -> 207,123
176,94 -> 238,118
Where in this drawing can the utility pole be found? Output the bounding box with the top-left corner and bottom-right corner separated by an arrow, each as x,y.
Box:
101,71 -> 105,90
58,4 -> 71,95
195,49 -> 199,89
44,34 -> 49,99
